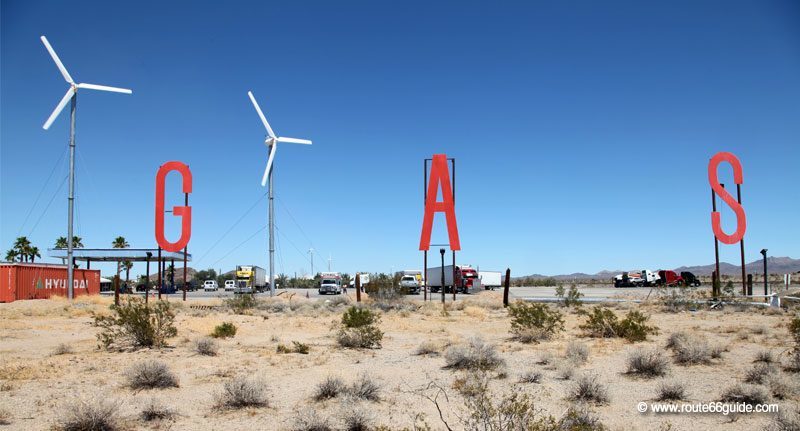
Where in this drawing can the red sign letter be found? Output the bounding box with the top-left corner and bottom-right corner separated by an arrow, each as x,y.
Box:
155,161 -> 192,252
708,152 -> 746,245
419,154 -> 460,251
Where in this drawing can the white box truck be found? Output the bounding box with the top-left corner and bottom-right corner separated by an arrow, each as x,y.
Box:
479,271 -> 502,290
426,265 -> 480,294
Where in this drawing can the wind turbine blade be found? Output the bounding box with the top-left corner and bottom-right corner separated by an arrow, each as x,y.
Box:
40,36 -> 74,84
77,83 -> 132,94
247,91 -> 276,138
276,137 -> 312,145
43,87 -> 76,130
261,142 -> 278,187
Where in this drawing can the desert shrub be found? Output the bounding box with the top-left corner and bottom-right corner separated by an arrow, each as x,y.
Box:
558,405 -> 606,431
616,310 -> 659,342
564,285 -> 584,308
519,371 -> 543,384
194,337 -> 218,356
710,344 -> 725,359
668,334 -> 716,365
555,285 -> 565,301
656,381 -> 686,401
507,301 -> 564,342
564,341 -> 589,364
626,348 -> 670,377
94,298 -> 177,350
665,332 -> 689,350
765,408 -> 800,431
536,352 -> 554,365
140,398 -> 175,422
314,376 -> 345,401
125,360 -> 179,390
53,343 -> 73,356
0,408 -> 9,426
745,363 -> 779,384
557,362 -> 576,381
754,350 -> 776,364
216,376 -> 268,409
719,383 -> 770,406
56,397 -> 119,431
568,374 -> 610,404
335,306 -> 383,349
277,341 -> 310,354
292,410 -> 333,431
785,350 -> 800,373
444,337 -> 504,370
579,307 -> 619,338
349,373 -> 381,401
224,294 -> 257,314
341,407 -> 374,431
765,374 -> 797,400
459,377 -> 559,431
414,340 -> 442,356
211,322 -> 237,339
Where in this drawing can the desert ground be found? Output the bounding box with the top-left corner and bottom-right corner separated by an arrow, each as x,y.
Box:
0,287 -> 798,430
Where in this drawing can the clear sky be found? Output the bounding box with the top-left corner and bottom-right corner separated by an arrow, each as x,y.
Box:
1,0 -> 798,279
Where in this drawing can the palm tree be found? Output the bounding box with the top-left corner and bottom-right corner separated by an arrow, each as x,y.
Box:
28,246 -> 41,263
112,237 -> 130,291
13,237 -> 32,262
5,249 -> 18,262
72,236 -> 84,248
122,260 -> 134,291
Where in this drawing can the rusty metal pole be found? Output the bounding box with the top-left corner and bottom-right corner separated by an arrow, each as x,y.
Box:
423,251 -> 428,301
737,184 -> 746,296
711,185 -> 721,298
355,273 -> 361,303
440,248 -> 445,305
114,272 -> 120,306
451,158 -> 456,302
761,249 -> 768,299
503,268 -> 511,307
157,247 -> 162,300
183,194 -> 188,301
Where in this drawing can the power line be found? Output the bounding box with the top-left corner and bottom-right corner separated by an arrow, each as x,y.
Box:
275,224 -> 314,267
276,196 -> 326,268
17,146 -> 68,236
28,175 -> 68,237
195,192 -> 267,265
208,224 -> 267,269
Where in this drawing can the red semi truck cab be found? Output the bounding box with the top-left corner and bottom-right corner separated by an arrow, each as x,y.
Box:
456,266 -> 479,292
657,270 -> 684,287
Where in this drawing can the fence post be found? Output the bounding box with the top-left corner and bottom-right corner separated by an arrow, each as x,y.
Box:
355,273 -> 361,303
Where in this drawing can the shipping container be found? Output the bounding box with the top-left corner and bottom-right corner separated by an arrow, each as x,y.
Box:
0,263 -> 100,302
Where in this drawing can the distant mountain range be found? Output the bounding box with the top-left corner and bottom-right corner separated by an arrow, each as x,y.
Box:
518,257 -> 800,280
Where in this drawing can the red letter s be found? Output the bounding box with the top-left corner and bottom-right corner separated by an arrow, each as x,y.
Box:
708,152 -> 746,244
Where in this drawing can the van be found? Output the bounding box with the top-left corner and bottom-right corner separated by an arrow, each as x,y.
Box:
224,280 -> 236,291
203,280 -> 219,291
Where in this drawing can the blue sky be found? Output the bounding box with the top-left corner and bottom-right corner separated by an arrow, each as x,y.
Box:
1,0 -> 798,279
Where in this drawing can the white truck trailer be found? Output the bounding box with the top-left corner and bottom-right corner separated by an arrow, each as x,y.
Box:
426,265 -> 480,294
479,271 -> 503,290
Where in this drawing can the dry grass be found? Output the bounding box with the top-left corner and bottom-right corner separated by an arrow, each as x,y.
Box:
56,397 -> 119,431
568,374 -> 610,404
125,360 -> 179,390
140,398 -> 176,422
744,363 -> 778,385
292,410 -> 333,431
52,343 -> 73,356
719,383 -> 770,406
313,376 -> 345,401
626,348 -> 670,378
655,380 -> 687,401
414,340 -> 443,356
564,341 -> 590,364
444,337 -> 504,370
194,337 -> 219,356
215,376 -> 268,409
519,370 -> 543,384
348,373 -> 381,401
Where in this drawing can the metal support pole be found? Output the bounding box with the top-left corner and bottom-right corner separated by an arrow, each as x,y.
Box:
145,253 -> 151,304
86,258 -> 90,270
440,248 -> 445,305
67,94 -> 77,301
114,272 -> 119,306
737,184 -> 746,296
423,159 -> 428,302
761,249 -> 768,298
183,194 -> 188,301
268,161 -> 275,297
157,247 -> 162,300
170,258 -> 175,293
711,186 -> 721,298
747,273 -> 753,296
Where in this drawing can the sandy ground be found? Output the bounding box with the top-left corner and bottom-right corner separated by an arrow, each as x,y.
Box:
0,290 -> 797,430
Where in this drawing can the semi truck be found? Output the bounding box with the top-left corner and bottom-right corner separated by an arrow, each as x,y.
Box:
318,272 -> 342,295
479,271 -> 503,290
613,269 -> 659,287
426,265 -> 480,294
235,265 -> 267,294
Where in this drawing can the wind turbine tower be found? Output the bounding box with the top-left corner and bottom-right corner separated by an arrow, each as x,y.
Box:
247,91 -> 312,296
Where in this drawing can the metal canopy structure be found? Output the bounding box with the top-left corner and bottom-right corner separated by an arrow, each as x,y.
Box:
48,248 -> 190,262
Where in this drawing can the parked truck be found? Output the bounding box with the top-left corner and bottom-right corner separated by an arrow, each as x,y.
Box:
479,271 -> 502,290
426,265 -> 480,294
318,272 -> 342,295
613,269 -> 659,287
348,272 -> 370,289
657,270 -> 684,287
235,265 -> 267,294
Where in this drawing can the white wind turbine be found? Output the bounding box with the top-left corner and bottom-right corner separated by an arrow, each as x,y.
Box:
40,35 -> 132,301
247,90 -> 312,296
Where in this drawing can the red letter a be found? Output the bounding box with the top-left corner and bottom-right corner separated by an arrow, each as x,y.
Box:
419,154 -> 460,251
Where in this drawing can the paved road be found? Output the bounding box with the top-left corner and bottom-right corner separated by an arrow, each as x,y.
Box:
105,284 -> 701,302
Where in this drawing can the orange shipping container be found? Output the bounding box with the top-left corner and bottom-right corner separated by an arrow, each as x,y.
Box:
0,263 -> 100,302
